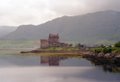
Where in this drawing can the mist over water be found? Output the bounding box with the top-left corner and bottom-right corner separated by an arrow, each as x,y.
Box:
0,67 -> 120,82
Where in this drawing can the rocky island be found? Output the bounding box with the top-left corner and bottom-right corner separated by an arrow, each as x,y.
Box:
21,34 -> 120,68
20,34 -> 88,55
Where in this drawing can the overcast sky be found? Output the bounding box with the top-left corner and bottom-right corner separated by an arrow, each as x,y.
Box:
0,0 -> 120,26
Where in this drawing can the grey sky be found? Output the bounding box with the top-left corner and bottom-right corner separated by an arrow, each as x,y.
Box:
0,0 -> 120,26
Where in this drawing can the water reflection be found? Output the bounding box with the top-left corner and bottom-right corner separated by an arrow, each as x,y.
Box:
40,56 -> 91,66
103,65 -> 120,73
86,58 -> 120,73
0,54 -> 91,67
40,56 -> 66,66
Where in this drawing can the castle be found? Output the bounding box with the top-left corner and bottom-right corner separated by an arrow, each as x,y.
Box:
40,34 -> 69,49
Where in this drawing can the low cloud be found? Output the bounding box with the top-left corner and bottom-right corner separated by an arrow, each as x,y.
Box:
0,0 -> 120,26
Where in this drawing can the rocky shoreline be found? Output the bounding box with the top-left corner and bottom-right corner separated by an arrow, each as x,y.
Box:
83,52 -> 120,66
20,49 -> 84,56
20,49 -> 120,67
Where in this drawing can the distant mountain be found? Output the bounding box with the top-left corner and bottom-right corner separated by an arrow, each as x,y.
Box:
2,10 -> 120,44
0,26 -> 17,38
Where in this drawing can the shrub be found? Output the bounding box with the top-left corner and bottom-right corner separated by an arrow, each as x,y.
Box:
102,47 -> 112,54
114,41 -> 120,47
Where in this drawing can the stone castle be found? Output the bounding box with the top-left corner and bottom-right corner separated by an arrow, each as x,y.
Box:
40,34 -> 69,49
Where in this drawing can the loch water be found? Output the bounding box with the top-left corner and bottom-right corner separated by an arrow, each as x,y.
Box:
0,49 -> 119,82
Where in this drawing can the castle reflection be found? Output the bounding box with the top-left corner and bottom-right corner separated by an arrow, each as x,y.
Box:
40,56 -> 67,66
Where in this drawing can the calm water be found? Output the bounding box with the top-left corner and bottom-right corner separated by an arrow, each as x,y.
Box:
0,49 -> 120,82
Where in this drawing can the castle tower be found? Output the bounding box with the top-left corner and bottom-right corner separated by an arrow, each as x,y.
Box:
48,33 -> 59,47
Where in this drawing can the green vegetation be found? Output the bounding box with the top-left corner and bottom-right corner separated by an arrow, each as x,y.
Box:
92,47 -> 112,54
92,41 -> 120,54
44,47 -> 79,51
114,41 -> 120,47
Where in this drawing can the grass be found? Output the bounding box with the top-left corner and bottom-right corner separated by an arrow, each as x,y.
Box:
0,48 -> 82,58
19,52 -> 82,58
44,47 -> 79,51
19,53 -> 83,60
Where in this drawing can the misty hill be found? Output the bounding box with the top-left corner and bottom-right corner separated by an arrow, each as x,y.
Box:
2,10 -> 120,44
0,26 -> 17,38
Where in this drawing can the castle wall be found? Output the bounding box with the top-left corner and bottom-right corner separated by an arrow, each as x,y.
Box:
40,39 -> 49,49
40,33 -> 69,48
